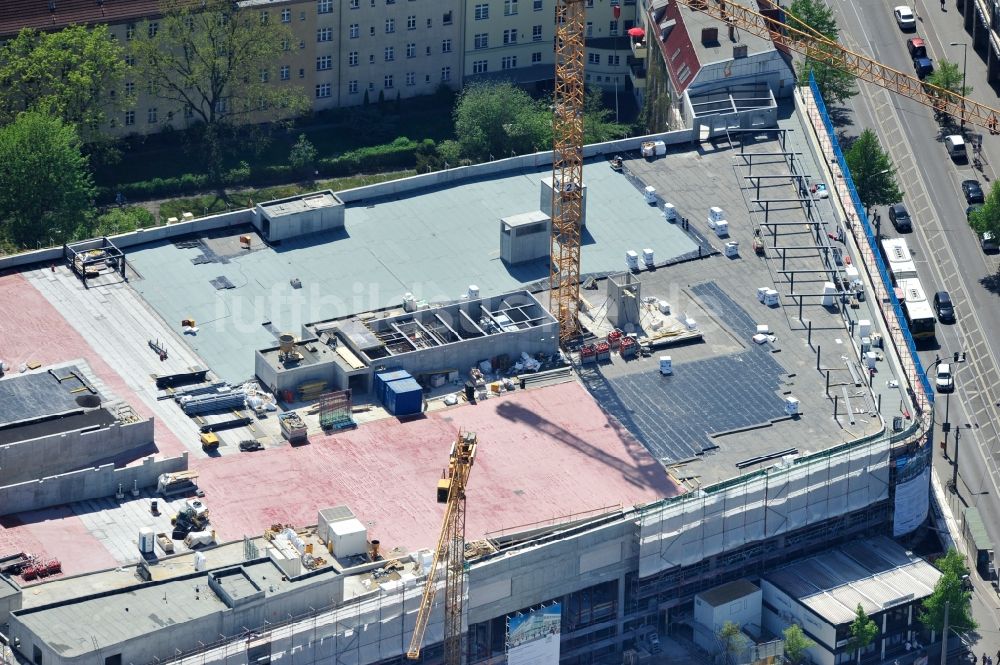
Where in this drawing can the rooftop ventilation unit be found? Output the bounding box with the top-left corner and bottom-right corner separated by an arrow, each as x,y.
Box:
733,43 -> 748,58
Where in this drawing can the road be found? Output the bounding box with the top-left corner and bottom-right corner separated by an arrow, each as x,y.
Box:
814,0 -> 1000,654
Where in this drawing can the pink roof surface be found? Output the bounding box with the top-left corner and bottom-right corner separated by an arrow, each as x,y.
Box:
0,268 -> 681,575
193,381 -> 682,551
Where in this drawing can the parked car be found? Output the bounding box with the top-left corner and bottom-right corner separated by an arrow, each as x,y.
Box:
907,37 -> 927,58
894,5 -> 917,30
962,179 -> 984,203
936,363 -> 955,393
946,134 -> 968,161
982,231 -> 999,252
913,56 -> 934,79
888,202 -> 912,232
967,203 -> 983,219
933,291 -> 955,322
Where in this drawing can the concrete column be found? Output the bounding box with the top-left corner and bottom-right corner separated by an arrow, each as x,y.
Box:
907,604 -> 913,643
989,44 -> 1000,84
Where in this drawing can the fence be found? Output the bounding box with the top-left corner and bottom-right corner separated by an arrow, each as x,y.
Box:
805,73 -> 935,412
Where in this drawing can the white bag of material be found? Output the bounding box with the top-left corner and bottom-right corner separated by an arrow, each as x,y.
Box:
444,393 -> 459,406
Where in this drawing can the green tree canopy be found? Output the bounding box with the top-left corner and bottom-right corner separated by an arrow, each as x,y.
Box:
788,0 -> 839,38
454,81 -> 632,162
0,25 -> 127,140
789,0 -> 858,104
920,548 -> 977,634
0,112 -> 95,249
970,179 -> 1000,242
289,134 -> 318,177
782,624 -> 816,665
845,128 -> 903,212
454,81 -> 551,162
129,0 -> 309,175
926,60 -> 972,97
718,621 -> 746,665
846,604 -> 878,665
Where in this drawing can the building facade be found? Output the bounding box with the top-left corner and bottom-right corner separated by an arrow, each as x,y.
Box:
0,0 -> 644,138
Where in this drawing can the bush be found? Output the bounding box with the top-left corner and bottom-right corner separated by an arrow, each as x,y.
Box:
92,206 -> 156,236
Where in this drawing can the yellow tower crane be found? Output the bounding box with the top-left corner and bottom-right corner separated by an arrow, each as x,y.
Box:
407,431 -> 478,664
546,0 -> 1000,344
550,0 -> 588,344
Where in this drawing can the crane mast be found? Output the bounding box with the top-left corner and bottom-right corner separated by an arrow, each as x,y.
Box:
550,0 -> 587,343
407,432 -> 478,664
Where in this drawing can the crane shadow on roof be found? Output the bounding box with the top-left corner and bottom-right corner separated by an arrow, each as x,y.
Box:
494,399 -> 682,498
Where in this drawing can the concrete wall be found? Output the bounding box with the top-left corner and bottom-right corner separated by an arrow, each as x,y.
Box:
760,579 -> 836,665
0,417 -> 154,487
468,517 -> 634,626
255,343 -> 343,397
0,452 -> 187,516
0,575 -> 22,627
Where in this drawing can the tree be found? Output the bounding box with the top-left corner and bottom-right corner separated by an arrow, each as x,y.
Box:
453,81 -> 551,162
788,0 -> 858,104
0,25 -> 127,141
920,548 -> 977,635
289,134 -> 318,178
926,60 -> 972,97
583,86 -> 631,144
846,604 -> 877,665
787,0 -> 839,39
970,180 -> 1000,242
783,624 -> 815,665
845,129 -> 903,212
718,621 -> 746,665
0,112 -> 95,248
129,0 -> 309,176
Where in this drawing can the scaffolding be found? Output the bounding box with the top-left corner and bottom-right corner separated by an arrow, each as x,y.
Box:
318,390 -> 355,431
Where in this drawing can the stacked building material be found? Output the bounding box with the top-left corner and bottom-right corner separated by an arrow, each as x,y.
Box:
297,380 -> 328,402
180,391 -> 246,415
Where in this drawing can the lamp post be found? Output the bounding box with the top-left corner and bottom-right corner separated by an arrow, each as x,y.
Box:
950,42 -> 968,130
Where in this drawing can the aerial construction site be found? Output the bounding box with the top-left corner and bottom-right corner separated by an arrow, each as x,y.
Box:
0,1 -> 960,665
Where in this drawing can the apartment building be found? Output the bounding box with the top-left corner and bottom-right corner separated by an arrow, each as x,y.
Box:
463,0 -> 637,93
0,1 -> 645,138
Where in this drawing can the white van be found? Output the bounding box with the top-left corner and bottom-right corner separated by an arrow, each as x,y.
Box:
946,134 -> 967,161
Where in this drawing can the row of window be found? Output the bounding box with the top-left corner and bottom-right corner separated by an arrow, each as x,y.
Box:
320,67 -> 452,96
474,0 -> 549,20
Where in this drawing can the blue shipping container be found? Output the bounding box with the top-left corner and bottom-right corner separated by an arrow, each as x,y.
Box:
374,369 -> 410,403
385,377 -> 423,416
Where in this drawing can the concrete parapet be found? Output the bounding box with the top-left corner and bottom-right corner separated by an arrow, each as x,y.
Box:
0,452 -> 188,516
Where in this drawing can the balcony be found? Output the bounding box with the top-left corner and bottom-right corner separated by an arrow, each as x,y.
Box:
629,61 -> 647,88
630,38 -> 648,59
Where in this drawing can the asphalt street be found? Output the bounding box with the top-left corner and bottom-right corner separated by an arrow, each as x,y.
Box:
812,0 -> 1000,656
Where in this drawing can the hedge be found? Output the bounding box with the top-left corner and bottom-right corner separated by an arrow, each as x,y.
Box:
97,136 -> 430,204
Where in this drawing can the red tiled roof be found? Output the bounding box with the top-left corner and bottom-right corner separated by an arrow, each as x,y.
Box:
651,0 -> 702,96
0,0 -> 164,37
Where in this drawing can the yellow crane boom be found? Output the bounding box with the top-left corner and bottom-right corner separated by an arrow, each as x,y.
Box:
550,0 -> 587,343
679,0 -> 1000,130
407,432 -> 478,664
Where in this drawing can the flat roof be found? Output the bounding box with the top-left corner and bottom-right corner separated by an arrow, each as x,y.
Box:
573,122 -> 903,486
764,536 -> 941,626
697,579 -> 759,607
125,161 -> 699,383
0,366 -> 103,428
258,338 -> 339,371
1,381 -> 682,576
678,0 -> 776,69
14,556 -> 332,658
